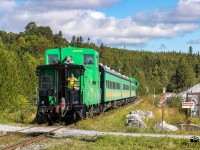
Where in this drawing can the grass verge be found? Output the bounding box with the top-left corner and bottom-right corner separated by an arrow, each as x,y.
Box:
42,135 -> 200,150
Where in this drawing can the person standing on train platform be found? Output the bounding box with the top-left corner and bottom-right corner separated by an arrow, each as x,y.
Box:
67,73 -> 78,90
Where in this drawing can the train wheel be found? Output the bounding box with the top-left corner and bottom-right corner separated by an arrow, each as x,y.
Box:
86,112 -> 90,118
36,114 -> 46,124
95,106 -> 101,114
47,114 -> 53,126
89,106 -> 94,117
79,108 -> 87,119
64,111 -> 77,125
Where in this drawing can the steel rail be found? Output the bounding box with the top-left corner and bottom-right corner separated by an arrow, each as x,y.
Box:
1,126 -> 63,150
0,126 -> 37,139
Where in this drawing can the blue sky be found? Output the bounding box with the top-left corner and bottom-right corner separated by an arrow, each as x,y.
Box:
1,0 -> 200,53
100,0 -> 178,18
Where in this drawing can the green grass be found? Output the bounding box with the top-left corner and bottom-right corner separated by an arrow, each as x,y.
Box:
0,105 -> 37,125
0,133 -> 30,149
42,135 -> 200,150
75,95 -> 200,135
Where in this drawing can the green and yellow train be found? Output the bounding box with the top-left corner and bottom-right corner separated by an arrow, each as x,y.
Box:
36,46 -> 138,123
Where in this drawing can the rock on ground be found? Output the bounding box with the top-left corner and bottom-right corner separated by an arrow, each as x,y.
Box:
125,114 -> 147,128
154,121 -> 178,131
125,110 -> 154,128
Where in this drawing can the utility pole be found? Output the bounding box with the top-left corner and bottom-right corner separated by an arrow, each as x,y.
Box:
186,93 -> 189,130
162,83 -> 166,130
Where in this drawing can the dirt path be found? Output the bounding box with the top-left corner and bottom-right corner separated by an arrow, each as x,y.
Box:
0,124 -> 197,139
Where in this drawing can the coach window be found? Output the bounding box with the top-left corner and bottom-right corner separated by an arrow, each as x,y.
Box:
48,54 -> 58,64
84,54 -> 94,65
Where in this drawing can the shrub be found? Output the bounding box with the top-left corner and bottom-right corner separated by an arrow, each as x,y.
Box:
166,97 -> 182,109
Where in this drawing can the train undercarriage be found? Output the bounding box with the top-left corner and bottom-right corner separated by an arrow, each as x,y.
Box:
37,96 -> 136,125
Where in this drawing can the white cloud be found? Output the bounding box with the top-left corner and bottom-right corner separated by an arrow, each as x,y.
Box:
174,0 -> 200,22
133,0 -> 200,24
0,0 -> 16,10
188,39 -> 200,44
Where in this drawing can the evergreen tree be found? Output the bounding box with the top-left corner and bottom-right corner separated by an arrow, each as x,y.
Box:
25,22 -> 37,35
172,58 -> 196,92
71,35 -> 76,46
188,46 -> 193,55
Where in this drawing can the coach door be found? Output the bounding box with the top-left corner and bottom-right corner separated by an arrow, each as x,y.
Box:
65,68 -> 81,106
56,68 -> 65,104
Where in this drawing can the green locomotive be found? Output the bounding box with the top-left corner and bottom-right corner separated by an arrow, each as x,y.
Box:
36,46 -> 138,122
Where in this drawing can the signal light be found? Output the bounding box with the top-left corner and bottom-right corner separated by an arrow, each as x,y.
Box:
36,69 -> 40,76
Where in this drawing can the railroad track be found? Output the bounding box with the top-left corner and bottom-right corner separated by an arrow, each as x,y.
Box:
0,124 -> 49,140
1,126 -> 63,150
0,125 -> 37,140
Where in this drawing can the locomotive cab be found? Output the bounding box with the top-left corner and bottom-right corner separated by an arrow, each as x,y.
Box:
36,64 -> 85,119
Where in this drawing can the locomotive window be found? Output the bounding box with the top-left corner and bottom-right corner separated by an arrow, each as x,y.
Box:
48,54 -> 58,64
84,54 -> 94,65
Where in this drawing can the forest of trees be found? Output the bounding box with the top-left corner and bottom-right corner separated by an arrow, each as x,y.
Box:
0,22 -> 200,111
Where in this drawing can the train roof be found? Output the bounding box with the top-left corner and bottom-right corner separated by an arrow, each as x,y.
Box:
99,65 -> 134,82
37,63 -> 84,69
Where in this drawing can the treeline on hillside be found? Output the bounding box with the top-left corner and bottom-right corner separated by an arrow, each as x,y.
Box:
0,22 -> 200,110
